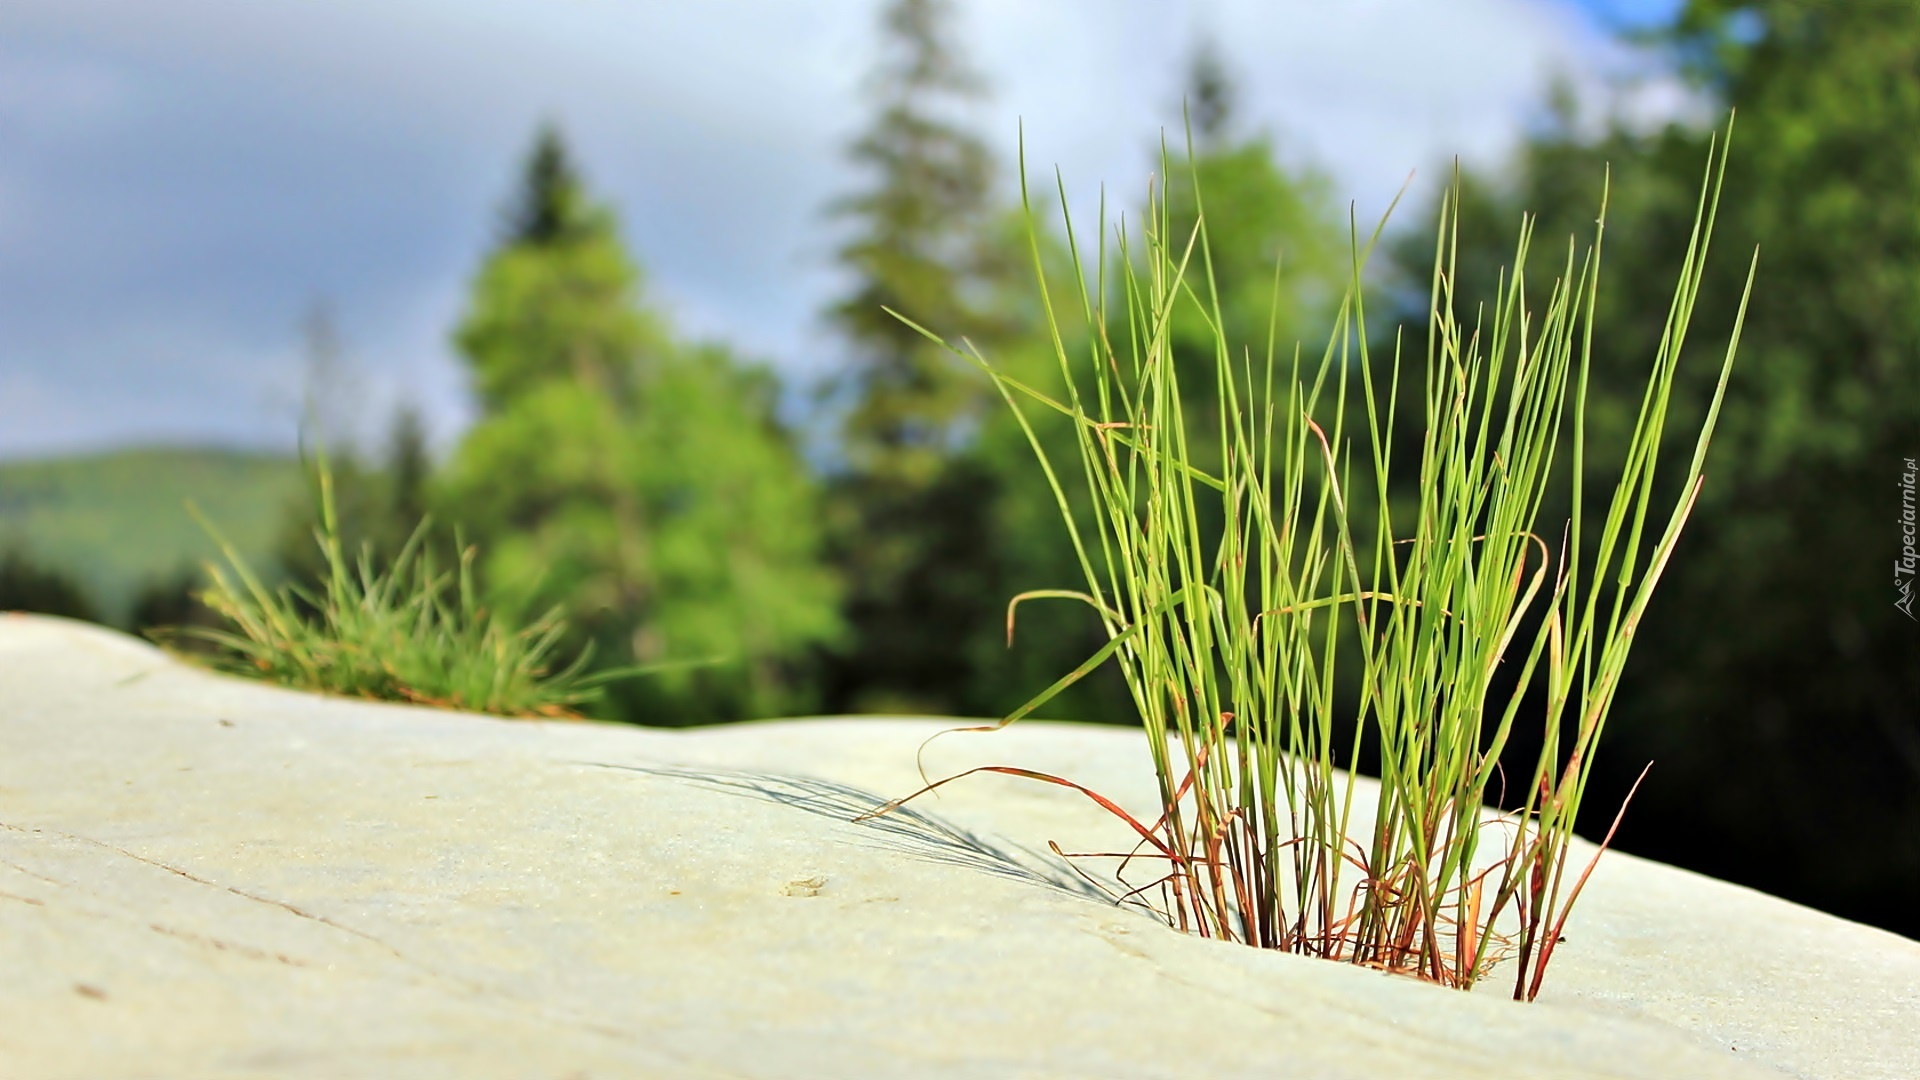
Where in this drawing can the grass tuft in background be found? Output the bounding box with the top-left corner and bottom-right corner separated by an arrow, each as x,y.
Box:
158,458 -> 611,719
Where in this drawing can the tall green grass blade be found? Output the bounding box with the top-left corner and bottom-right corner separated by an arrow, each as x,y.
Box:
868,117 -> 1750,1001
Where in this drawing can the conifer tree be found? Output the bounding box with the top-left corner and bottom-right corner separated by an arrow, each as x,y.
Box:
832,0 -> 1010,477
440,126 -> 842,722
383,406 -> 429,540
506,126 -> 587,246
824,0 -> 1016,714
1186,39 -> 1234,148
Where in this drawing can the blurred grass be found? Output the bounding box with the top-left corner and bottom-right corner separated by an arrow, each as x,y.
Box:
0,447 -> 302,624
178,462 -> 609,719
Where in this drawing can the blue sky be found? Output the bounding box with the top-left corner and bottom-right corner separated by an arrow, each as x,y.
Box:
0,0 -> 1696,459
1569,0 -> 1687,30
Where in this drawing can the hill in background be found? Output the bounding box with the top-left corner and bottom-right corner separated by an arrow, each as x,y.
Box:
0,447 -> 303,625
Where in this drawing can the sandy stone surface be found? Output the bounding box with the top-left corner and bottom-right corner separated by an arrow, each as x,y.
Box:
1,614 -> 1913,1078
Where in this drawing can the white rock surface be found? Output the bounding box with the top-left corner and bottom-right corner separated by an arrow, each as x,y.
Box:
0,614 -> 1913,1078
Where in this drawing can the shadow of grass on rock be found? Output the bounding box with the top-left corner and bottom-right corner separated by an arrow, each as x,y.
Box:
581,760 -> 1162,914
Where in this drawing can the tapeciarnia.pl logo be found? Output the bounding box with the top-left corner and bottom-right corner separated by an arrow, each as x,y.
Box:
1899,456 -> 1917,621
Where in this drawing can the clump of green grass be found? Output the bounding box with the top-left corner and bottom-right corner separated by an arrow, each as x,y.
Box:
865,120 -> 1753,1001
164,461 -> 603,719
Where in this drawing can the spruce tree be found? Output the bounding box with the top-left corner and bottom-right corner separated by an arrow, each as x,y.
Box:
440,126 -> 842,722
506,125 -> 588,246
832,0 -> 1010,476
824,0 -> 1016,714
383,406 -> 429,541
1186,39 -> 1234,148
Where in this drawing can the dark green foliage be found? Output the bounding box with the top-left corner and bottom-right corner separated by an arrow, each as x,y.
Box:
1164,42 -> 1343,357
385,407 -> 431,542
506,125 -> 590,248
1619,0 -> 1920,938
10,0 -> 1904,948
0,548 -> 99,622
824,460 -> 1004,716
1388,0 -> 1920,937
960,359 -> 1115,720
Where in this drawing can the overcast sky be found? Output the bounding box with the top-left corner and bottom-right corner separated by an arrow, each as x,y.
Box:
0,0 -> 1690,459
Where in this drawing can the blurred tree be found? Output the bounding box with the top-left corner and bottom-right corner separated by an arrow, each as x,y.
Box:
1386,0 -> 1920,936
1186,38 -> 1235,147
1624,0 -> 1920,937
438,126 -> 841,723
0,548 -> 99,622
822,0 -> 1021,715
506,127 -> 586,246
